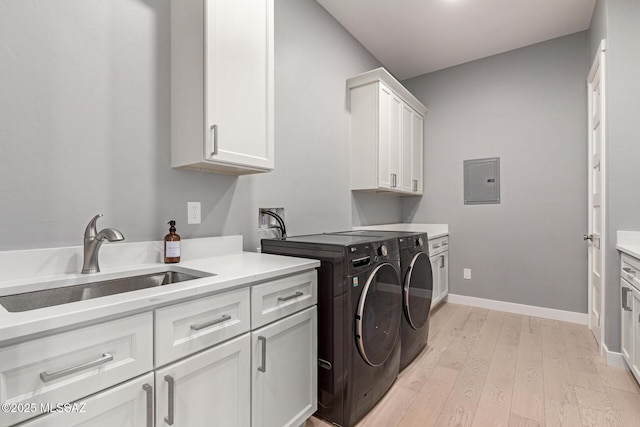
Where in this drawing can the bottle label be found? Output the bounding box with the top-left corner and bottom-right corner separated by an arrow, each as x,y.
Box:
166,241 -> 181,258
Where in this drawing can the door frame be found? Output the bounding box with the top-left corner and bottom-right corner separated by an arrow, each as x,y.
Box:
587,39 -> 607,354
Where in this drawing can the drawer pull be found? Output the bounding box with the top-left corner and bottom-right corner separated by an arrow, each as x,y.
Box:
623,267 -> 636,277
143,383 -> 153,427
432,244 -> 441,249
258,336 -> 267,373
164,375 -> 175,425
190,314 -> 231,331
278,291 -> 303,302
39,353 -> 113,383
622,288 -> 633,311
439,255 -> 445,269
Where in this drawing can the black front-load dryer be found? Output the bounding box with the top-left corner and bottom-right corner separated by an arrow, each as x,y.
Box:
261,233 -> 401,427
335,230 -> 433,370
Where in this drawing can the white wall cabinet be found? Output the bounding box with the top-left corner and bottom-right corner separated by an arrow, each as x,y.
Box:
171,0 -> 274,175
347,68 -> 428,195
430,236 -> 449,308
251,307 -> 317,427
620,254 -> 640,385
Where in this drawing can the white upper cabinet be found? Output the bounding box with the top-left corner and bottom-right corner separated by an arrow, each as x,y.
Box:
348,68 -> 428,195
171,0 -> 274,175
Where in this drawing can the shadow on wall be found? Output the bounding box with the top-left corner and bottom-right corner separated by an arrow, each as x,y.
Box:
351,192 -> 404,227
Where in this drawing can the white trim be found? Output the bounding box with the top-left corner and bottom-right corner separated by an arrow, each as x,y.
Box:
604,343 -> 628,369
446,293 -> 588,325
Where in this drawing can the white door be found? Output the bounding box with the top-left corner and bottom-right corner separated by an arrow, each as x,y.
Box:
411,111 -> 424,193
204,0 -> 274,170
633,288 -> 640,380
440,251 -> 449,299
430,255 -> 440,306
586,40 -> 606,350
252,307 -> 317,427
155,334 -> 251,427
401,104 -> 413,192
20,374 -> 154,427
621,280 -> 634,365
378,83 -> 402,190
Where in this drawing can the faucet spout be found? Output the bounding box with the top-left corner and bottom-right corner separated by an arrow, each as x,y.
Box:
82,214 -> 125,274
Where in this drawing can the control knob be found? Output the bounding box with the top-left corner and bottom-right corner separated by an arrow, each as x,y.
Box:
378,245 -> 388,257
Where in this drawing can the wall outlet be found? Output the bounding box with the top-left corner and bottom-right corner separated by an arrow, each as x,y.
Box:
187,202 -> 201,224
463,268 -> 471,280
258,207 -> 285,232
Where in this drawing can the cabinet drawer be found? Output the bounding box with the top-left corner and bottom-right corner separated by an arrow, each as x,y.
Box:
155,287 -> 250,366
621,254 -> 640,291
429,236 -> 449,256
0,312 -> 153,426
251,271 -> 317,329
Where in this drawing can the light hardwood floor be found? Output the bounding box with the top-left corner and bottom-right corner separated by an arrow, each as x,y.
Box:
306,303 -> 640,427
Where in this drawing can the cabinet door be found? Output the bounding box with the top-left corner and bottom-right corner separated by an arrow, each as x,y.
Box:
252,307 -> 317,427
430,255 -> 441,307
440,251 -> 449,299
621,281 -> 634,366
20,373 -> 154,427
378,83 -> 402,190
204,0 -> 274,170
401,105 -> 423,194
633,288 -> 640,380
156,334 -> 251,427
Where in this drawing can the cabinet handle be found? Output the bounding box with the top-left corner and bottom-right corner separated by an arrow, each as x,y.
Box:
391,173 -> 397,188
278,291 -> 303,302
432,244 -> 441,249
440,255 -> 445,269
413,179 -> 418,191
622,288 -> 633,311
210,124 -> 218,156
143,384 -> 153,427
40,353 -> 113,383
258,336 -> 267,373
190,314 -> 231,331
442,242 -> 448,247
164,375 -> 175,425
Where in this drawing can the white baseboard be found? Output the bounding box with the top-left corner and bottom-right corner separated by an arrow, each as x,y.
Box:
604,344 -> 628,369
446,293 -> 588,325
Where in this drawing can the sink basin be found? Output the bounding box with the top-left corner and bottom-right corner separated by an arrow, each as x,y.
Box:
0,268 -> 214,313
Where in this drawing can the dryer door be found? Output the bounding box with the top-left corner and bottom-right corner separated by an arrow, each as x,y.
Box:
355,263 -> 402,367
404,252 -> 433,330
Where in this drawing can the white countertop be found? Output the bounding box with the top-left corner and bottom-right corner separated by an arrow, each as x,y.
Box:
617,231 -> 640,259
353,223 -> 449,239
0,237 -> 319,344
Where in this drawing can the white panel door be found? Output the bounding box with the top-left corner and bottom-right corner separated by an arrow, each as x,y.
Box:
155,334 -> 251,427
621,281 -> 634,366
633,288 -> 640,380
430,255 -> 441,307
586,40 -> 606,350
252,307 -> 317,427
411,111 -> 424,194
378,83 -> 401,190
401,103 -> 413,192
20,374 -> 154,427
204,0 -> 274,169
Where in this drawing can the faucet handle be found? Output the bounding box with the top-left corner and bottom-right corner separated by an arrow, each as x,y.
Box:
84,214 -> 103,239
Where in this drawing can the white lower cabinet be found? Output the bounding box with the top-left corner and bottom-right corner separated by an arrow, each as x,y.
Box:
429,236 -> 449,307
252,307 -> 317,427
155,334 -> 251,427
20,373 -> 155,427
620,254 -> 640,385
633,287 -> 640,380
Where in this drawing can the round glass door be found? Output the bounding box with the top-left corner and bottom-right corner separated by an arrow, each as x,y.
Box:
404,252 -> 433,330
356,263 -> 402,366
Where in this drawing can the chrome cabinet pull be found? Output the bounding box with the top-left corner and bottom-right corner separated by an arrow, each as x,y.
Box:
390,173 -> 397,188
623,267 -> 636,277
143,383 -> 153,427
40,353 -> 113,383
432,244 -> 441,249
190,314 -> 231,331
622,288 -> 633,311
210,124 -> 218,156
413,179 -> 418,191
278,291 -> 303,302
258,336 -> 267,373
164,375 -> 175,425
439,255 -> 445,269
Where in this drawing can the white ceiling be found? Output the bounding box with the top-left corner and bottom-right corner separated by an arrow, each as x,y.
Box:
316,0 -> 596,80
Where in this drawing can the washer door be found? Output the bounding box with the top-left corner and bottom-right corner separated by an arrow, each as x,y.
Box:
404,252 -> 433,330
356,263 -> 402,366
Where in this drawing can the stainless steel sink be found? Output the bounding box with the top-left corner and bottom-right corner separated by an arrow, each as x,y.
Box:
0,268 -> 214,312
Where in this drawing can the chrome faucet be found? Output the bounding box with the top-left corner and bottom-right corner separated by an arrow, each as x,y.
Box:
81,214 -> 125,274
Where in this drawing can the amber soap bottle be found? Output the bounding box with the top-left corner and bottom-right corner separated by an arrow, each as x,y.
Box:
164,220 -> 181,263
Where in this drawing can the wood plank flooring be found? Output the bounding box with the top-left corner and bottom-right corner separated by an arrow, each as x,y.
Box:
305,303 -> 640,427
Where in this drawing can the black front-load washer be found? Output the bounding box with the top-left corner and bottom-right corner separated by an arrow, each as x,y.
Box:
335,230 -> 433,370
261,233 -> 402,427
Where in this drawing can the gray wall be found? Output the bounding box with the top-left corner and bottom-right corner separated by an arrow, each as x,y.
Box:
401,32 -> 589,314
0,0 -> 397,253
591,0 -> 640,352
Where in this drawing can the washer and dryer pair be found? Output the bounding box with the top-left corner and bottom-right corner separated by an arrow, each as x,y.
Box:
261,230 -> 432,427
